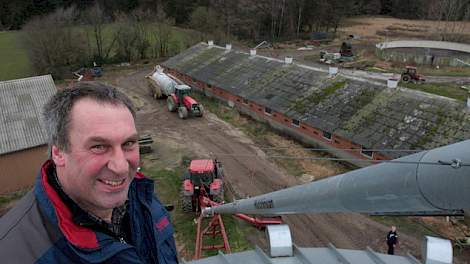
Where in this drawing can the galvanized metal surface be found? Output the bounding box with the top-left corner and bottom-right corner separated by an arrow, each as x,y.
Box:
0,75 -> 56,155
184,245 -> 420,264
422,236 -> 453,264
205,140 -> 470,216
266,224 -> 293,257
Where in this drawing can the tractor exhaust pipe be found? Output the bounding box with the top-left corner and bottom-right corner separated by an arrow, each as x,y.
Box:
204,140 -> 470,216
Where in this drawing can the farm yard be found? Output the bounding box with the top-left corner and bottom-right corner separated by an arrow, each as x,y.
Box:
1,1 -> 470,262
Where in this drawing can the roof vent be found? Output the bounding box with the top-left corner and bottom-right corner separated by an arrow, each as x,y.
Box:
250,49 -> 256,56
208,40 -> 214,47
422,236 -> 452,264
265,224 -> 293,257
226,44 -> 232,51
387,78 -> 398,89
329,66 -> 338,76
285,56 -> 293,64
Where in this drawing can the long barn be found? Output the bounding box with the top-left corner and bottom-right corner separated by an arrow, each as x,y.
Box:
162,42 -> 470,166
0,75 -> 56,194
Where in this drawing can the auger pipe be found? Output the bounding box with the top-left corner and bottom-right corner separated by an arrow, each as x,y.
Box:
204,140 -> 470,216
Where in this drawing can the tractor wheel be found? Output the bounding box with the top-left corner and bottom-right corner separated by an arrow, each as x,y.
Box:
178,107 -> 188,119
167,97 -> 176,112
401,74 -> 411,83
181,192 -> 193,213
197,105 -> 204,117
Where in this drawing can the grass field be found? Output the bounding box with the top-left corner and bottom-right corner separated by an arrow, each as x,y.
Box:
0,31 -> 33,81
0,24 -> 202,82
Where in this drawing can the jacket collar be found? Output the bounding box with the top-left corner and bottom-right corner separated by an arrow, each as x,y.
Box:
35,160 -> 151,250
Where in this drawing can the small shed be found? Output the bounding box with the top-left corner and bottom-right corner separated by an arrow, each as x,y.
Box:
0,75 -> 56,194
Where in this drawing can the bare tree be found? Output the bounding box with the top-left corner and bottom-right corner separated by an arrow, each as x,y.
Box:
152,19 -> 174,58
113,13 -> 138,62
427,0 -> 470,41
84,3 -> 117,63
21,6 -> 87,78
131,8 -> 152,60
295,0 -> 305,37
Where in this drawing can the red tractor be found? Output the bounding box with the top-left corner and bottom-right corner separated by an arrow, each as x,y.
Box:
181,159 -> 283,259
401,66 -> 425,83
167,85 -> 204,119
181,159 -> 224,213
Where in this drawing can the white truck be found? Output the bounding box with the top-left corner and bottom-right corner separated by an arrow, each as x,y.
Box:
145,65 -> 177,99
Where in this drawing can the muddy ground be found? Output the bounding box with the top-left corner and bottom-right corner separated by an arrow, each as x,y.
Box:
105,67 -> 470,263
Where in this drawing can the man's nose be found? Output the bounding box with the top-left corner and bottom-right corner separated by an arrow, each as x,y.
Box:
107,148 -> 129,175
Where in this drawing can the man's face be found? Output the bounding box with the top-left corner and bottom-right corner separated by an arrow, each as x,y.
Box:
52,98 -> 139,218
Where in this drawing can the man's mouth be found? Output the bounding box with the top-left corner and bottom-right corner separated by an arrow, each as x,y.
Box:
99,179 -> 126,187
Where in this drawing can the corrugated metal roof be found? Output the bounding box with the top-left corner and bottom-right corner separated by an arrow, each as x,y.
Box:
163,43 -> 470,159
0,75 -> 56,155
184,245 -> 422,264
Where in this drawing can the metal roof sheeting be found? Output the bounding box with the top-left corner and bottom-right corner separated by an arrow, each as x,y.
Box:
163,43 -> 470,159
184,245 -> 422,264
0,75 -> 56,155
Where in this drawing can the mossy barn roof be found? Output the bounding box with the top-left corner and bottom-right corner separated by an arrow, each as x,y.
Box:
163,43 -> 470,159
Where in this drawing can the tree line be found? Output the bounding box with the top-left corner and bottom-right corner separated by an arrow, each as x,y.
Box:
5,0 -> 470,79
2,0 -> 470,31
20,4 -> 199,79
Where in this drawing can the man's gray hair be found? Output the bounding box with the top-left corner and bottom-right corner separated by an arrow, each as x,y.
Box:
43,82 -> 136,153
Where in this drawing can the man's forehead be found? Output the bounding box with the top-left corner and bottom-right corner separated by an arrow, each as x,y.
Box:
71,97 -> 129,112
68,98 -> 136,135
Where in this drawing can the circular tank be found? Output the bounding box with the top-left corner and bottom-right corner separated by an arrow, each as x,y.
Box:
376,40 -> 470,66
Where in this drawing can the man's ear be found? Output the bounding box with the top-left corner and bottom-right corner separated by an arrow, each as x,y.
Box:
51,145 -> 65,166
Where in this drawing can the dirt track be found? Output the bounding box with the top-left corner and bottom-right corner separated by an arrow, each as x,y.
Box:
106,67 -> 438,259
110,66 -> 470,263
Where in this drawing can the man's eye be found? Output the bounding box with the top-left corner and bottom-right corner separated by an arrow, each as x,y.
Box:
91,145 -> 107,153
123,141 -> 137,149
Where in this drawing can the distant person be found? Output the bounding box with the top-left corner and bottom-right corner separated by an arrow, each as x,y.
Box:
386,226 -> 399,255
0,82 -> 178,263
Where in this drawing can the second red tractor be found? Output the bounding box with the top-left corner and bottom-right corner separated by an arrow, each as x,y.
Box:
181,159 -> 224,212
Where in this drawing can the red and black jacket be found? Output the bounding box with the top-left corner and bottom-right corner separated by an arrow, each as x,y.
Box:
0,160 -> 178,263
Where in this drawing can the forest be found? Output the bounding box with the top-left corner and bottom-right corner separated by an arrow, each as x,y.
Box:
2,0 -> 470,34
2,0 -> 469,79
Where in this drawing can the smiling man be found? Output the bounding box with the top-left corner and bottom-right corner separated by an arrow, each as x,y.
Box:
0,82 -> 178,263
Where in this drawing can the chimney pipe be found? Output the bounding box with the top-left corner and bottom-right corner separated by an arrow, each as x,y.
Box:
226,44 -> 232,51
208,40 -> 214,47
250,49 -> 256,56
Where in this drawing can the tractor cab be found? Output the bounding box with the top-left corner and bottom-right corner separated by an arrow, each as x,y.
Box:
405,66 -> 417,75
181,159 -> 224,212
167,84 -> 204,119
189,159 -> 216,186
175,85 -> 192,104
401,66 -> 425,83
